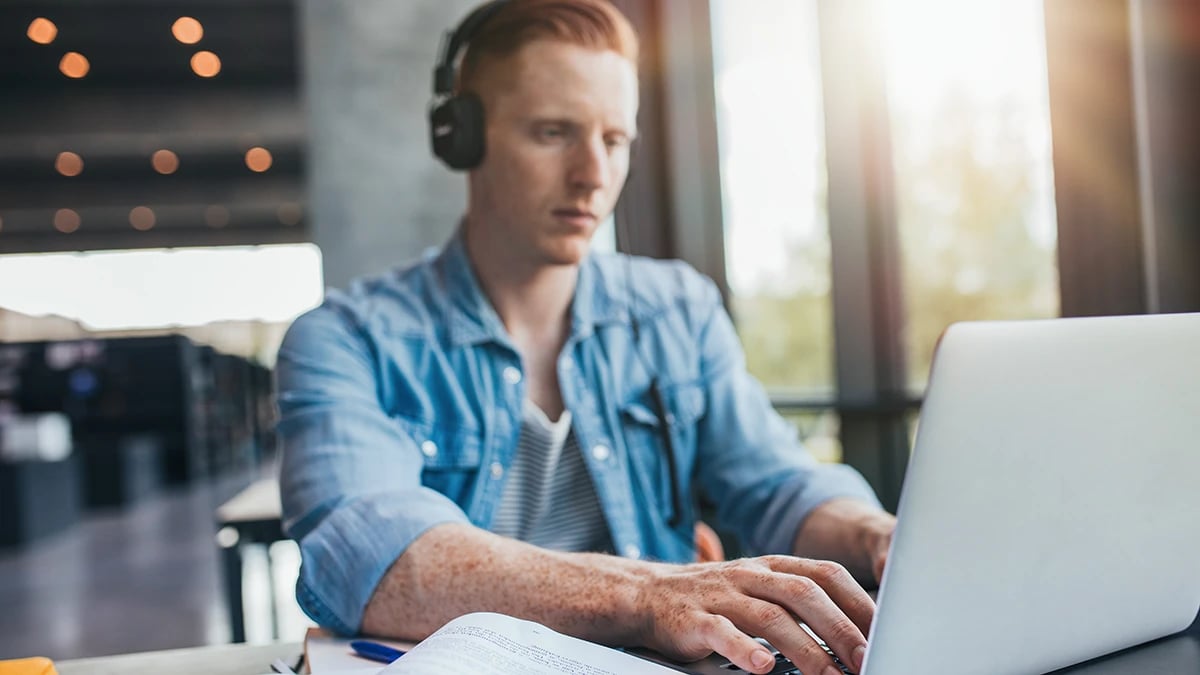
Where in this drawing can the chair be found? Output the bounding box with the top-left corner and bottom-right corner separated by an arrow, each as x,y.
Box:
214,478 -> 286,642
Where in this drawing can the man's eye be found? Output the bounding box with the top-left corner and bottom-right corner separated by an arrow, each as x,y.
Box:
537,126 -> 566,140
605,136 -> 629,149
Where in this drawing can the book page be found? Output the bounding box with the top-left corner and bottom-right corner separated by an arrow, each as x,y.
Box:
379,612 -> 679,674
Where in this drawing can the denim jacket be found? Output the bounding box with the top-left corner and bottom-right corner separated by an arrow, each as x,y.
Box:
275,230 -> 880,634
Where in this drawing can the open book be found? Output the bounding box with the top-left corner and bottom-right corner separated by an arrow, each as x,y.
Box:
378,612 -> 680,674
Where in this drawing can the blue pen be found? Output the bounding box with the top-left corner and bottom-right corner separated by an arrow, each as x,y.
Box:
350,639 -> 407,664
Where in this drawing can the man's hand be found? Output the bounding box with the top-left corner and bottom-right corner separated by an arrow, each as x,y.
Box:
854,506 -> 896,586
870,529 -> 892,585
634,556 -> 874,675
794,499 -> 898,588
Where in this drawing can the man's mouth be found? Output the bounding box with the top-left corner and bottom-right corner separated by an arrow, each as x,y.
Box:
552,208 -> 598,225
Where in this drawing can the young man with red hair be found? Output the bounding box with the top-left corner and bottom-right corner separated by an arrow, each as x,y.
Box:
277,2 -> 897,673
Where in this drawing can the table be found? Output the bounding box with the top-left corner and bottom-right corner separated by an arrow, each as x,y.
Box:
57,641 -> 301,675
215,478 -> 287,643
1054,615 -> 1200,673
50,616 -> 1200,674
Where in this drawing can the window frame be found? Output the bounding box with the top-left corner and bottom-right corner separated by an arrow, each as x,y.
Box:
617,0 -> 1200,510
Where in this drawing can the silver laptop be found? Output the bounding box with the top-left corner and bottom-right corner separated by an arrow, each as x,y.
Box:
650,313 -> 1200,675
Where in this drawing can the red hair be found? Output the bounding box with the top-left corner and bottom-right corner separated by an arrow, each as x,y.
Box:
458,0 -> 639,94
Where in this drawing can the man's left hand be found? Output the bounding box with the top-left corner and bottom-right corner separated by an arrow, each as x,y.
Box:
856,508 -> 895,586
870,528 -> 892,585
794,499 -> 897,588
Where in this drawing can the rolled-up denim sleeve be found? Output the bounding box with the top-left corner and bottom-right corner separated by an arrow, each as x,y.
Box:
690,281 -> 881,556
275,302 -> 469,634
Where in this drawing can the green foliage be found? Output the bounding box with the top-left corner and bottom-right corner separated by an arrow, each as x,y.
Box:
733,87 -> 1059,392
733,234 -> 834,391
895,89 -> 1059,385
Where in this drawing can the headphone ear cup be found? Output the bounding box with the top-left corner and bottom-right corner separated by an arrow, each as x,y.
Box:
430,94 -> 486,171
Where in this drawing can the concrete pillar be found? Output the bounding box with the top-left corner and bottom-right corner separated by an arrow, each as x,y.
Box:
301,0 -> 478,289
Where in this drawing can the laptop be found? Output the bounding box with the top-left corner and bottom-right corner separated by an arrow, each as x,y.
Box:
646,313 -> 1200,675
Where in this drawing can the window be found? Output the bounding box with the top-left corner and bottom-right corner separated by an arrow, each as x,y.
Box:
710,0 -> 842,462
882,0 -> 1060,387
710,0 -> 834,397
709,0 -> 1059,471
0,244 -> 322,332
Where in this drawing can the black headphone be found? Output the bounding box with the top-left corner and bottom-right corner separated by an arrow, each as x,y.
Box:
430,1 -> 509,171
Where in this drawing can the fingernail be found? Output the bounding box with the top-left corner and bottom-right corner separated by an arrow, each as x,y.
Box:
752,650 -> 774,671
854,645 -> 867,670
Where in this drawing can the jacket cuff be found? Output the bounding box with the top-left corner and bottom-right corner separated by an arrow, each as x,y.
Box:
752,463 -> 882,556
293,488 -> 471,633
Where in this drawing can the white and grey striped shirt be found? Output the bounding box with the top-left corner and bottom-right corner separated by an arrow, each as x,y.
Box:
490,400 -> 613,553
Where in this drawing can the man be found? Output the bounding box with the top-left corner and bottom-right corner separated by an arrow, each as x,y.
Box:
276,1 -> 897,673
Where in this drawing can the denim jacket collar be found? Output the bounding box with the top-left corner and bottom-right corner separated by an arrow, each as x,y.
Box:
435,226 -> 627,349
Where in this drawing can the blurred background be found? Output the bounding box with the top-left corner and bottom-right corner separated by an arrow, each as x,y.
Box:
1,0 -> 1197,662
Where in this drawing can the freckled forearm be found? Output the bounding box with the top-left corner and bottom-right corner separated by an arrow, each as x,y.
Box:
361,523 -> 661,645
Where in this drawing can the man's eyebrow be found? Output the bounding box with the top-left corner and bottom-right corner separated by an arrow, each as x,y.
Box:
526,117 -> 637,139
529,117 -> 577,126
522,112 -> 577,122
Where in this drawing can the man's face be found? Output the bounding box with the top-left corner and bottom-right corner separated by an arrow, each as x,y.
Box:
469,40 -> 638,267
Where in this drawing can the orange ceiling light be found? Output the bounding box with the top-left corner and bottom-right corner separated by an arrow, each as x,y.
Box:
152,149 -> 180,174
130,206 -> 157,231
55,151 -> 84,177
244,147 -> 273,173
54,209 -> 81,233
60,52 -> 90,78
191,51 -> 221,78
172,17 -> 204,44
27,18 -> 58,45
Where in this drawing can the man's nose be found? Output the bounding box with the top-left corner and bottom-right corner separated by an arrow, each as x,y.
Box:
568,136 -> 609,192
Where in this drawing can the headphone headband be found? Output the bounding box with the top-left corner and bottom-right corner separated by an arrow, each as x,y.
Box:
433,1 -> 509,98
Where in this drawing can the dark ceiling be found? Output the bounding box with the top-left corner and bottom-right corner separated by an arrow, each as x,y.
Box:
0,0 -> 306,254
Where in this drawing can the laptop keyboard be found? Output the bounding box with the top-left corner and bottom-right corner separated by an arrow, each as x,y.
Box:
718,641 -> 856,675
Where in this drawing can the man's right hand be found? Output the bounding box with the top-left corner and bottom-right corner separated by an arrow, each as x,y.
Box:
634,555 -> 874,675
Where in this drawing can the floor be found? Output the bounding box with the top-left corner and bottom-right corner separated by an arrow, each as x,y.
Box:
0,467 -> 311,661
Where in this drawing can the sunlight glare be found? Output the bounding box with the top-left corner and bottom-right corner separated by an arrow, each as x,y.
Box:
712,0 -> 826,298
882,0 -> 1048,114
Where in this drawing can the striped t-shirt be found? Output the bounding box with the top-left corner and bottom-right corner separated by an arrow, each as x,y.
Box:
490,400 -> 613,553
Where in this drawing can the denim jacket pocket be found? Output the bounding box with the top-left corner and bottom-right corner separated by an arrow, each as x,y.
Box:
392,416 -> 484,503
618,382 -> 706,525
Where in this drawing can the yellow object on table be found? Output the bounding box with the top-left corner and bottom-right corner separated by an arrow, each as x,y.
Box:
0,658 -> 57,675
